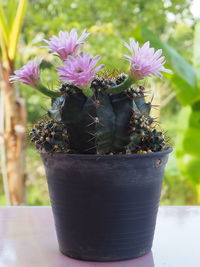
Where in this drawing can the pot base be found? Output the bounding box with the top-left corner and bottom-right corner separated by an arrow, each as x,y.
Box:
59,248 -> 151,262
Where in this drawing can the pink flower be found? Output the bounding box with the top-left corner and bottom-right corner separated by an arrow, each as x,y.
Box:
123,39 -> 172,80
43,29 -> 90,61
9,57 -> 42,87
57,53 -> 104,88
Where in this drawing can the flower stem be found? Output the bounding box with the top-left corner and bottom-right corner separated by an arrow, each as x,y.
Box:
35,83 -> 61,98
82,87 -> 93,97
106,75 -> 134,94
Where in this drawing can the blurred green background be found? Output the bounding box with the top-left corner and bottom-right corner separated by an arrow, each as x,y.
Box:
1,0 -> 200,205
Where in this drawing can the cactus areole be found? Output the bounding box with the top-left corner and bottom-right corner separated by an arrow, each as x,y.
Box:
11,29 -> 172,261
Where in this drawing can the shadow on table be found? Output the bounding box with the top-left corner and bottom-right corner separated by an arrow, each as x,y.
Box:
55,251 -> 154,267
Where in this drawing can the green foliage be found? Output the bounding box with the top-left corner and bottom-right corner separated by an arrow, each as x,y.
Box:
0,0 -> 28,61
25,0 -> 191,35
176,106 -> 200,189
193,21 -> 200,82
142,25 -> 200,203
26,147 -> 50,206
141,27 -> 199,106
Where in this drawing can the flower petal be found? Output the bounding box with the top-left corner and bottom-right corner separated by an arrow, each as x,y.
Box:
57,53 -> 104,88
44,29 -> 89,61
123,39 -> 172,79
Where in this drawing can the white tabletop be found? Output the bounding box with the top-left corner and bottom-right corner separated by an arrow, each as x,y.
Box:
0,206 -> 199,267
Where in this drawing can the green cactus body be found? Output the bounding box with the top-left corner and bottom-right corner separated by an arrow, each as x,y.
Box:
30,120 -> 69,152
95,91 -> 115,154
110,93 -> 132,153
31,75 -> 168,154
49,88 -> 97,153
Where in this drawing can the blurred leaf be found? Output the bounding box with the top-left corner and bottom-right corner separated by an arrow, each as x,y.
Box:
197,184 -> 200,204
182,109 -> 200,156
170,74 -> 200,106
175,106 -> 191,158
142,27 -> 199,106
176,106 -> 200,185
193,21 -> 200,79
9,0 -> 28,60
7,0 -> 19,28
0,2 -> 9,44
0,29 -> 8,61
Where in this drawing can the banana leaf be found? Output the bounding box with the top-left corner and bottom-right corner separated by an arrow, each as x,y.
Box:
142,27 -> 200,203
193,21 -> 200,83
141,27 -> 199,106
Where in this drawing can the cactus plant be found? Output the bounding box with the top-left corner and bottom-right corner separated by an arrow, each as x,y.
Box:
10,30 -> 173,261
29,120 -> 69,153
10,29 -> 172,155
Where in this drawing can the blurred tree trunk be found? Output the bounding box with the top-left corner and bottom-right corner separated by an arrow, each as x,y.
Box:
0,61 -> 27,205
0,0 -> 28,205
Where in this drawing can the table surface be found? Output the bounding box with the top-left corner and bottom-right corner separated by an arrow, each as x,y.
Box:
0,206 -> 199,267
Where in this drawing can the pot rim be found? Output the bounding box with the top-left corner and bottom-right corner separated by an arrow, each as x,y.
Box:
39,147 -> 172,160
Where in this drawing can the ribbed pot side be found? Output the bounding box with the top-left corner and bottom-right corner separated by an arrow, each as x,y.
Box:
41,148 -> 172,261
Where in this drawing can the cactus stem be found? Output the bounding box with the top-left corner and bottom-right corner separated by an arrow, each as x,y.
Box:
106,75 -> 134,94
82,87 -> 94,97
36,83 -> 61,98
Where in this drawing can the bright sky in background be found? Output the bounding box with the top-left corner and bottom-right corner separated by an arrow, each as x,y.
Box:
191,0 -> 200,19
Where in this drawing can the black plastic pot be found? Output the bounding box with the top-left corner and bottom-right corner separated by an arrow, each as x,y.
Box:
41,148 -> 172,261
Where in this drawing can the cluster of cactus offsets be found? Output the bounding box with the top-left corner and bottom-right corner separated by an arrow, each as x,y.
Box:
43,75 -> 167,154
10,29 -> 172,154
29,120 -> 70,153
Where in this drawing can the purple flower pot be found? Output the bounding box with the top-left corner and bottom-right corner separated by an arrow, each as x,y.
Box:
41,148 -> 171,261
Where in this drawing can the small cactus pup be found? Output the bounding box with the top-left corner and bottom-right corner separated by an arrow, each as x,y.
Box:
29,120 -> 69,153
10,30 -> 172,154
11,29 -> 173,261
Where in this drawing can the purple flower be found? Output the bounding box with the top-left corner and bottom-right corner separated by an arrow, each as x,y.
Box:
43,29 -> 90,61
57,53 -> 104,88
9,57 -> 42,87
123,39 -> 172,80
